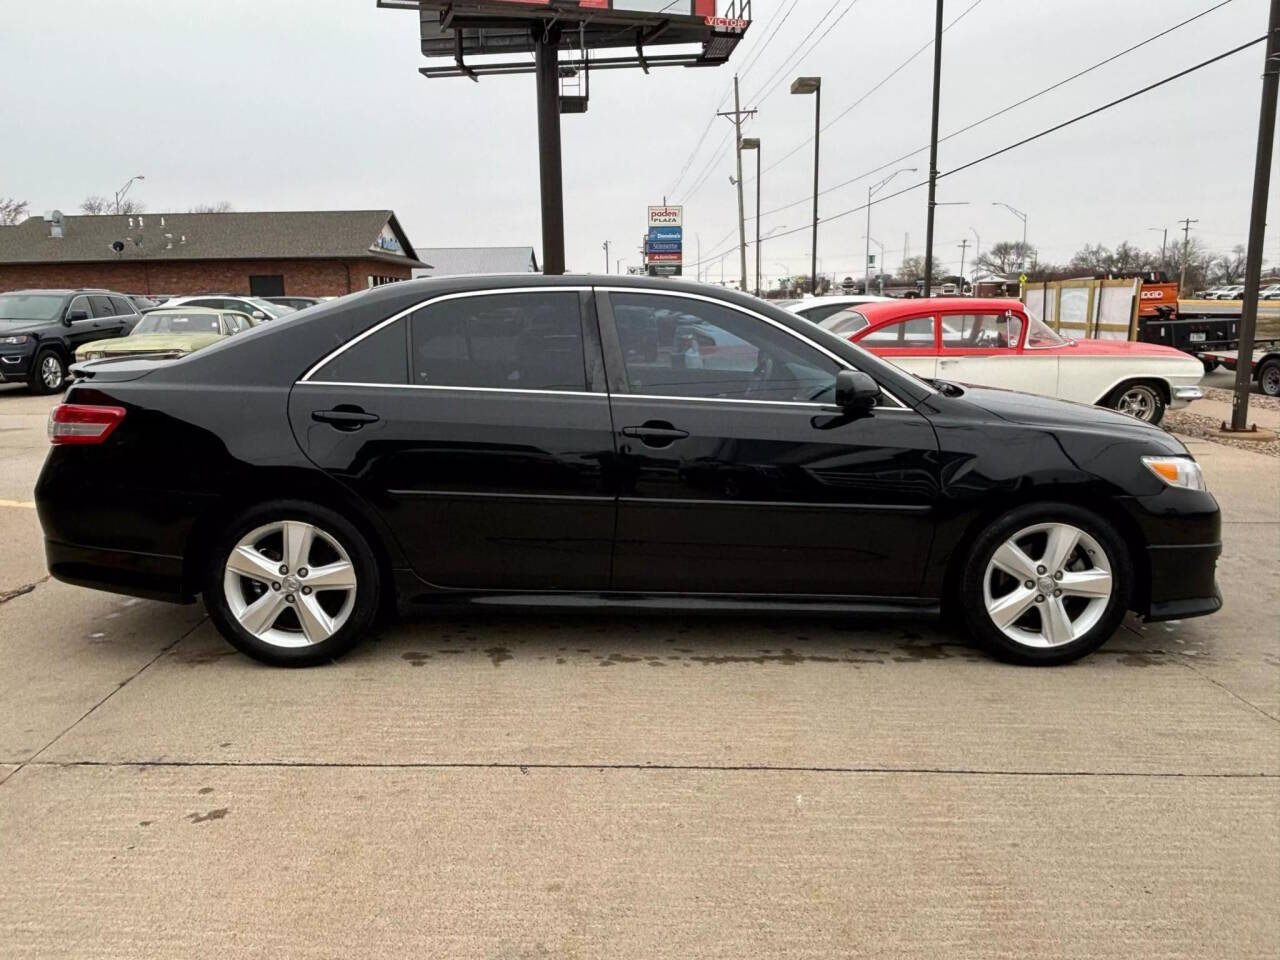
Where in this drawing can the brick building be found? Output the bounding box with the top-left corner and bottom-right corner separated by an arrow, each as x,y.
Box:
0,209 -> 428,297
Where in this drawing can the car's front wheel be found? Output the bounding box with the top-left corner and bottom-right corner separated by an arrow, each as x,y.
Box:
959,503 -> 1132,665
29,348 -> 67,395
1107,381 -> 1166,425
203,500 -> 382,666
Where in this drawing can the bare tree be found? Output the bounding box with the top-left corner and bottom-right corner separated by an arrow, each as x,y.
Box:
188,201 -> 234,213
0,197 -> 29,225
81,195 -> 144,215
897,256 -> 926,282
975,241 -> 1036,276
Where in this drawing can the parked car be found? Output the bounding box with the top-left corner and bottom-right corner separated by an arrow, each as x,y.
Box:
263,296 -> 324,311
75,307 -> 257,363
785,294 -> 895,326
1258,283 -> 1280,300
1204,286 -> 1245,300
36,276 -> 1221,668
831,298 -> 1203,424
126,294 -> 163,311
162,295 -> 295,322
0,289 -> 140,393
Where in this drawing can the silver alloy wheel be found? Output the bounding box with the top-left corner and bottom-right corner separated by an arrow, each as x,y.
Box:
222,520 -> 357,648
982,522 -> 1113,649
1115,384 -> 1158,421
41,355 -> 63,390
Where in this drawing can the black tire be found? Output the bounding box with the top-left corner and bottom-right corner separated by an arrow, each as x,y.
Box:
958,502 -> 1133,666
28,348 -> 67,395
1258,359 -> 1280,397
1201,358 -> 1219,374
1106,380 -> 1166,425
202,499 -> 382,667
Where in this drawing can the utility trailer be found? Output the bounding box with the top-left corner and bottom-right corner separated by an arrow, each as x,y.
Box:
1198,343 -> 1280,397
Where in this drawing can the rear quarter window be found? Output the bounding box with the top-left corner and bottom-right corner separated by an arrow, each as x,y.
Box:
311,321 -> 409,385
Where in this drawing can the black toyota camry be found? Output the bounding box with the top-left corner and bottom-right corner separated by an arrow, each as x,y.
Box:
35,276 -> 1222,667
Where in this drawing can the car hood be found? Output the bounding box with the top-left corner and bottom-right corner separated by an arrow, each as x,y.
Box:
941,382 -> 1184,446
0,322 -> 53,337
78,333 -> 224,354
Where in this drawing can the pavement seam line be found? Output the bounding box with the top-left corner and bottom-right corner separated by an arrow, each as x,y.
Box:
0,614 -> 209,789
16,760 -> 1278,779
0,576 -> 49,606
1174,656 -> 1280,725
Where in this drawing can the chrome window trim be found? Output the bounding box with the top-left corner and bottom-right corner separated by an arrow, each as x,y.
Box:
595,286 -> 916,409
616,392 -> 913,413
299,286 -> 593,384
299,380 -> 603,398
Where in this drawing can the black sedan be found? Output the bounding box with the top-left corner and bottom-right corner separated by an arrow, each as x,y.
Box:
36,276 -> 1222,667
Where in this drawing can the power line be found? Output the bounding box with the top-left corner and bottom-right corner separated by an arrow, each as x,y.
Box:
749,0 -> 867,107
751,0 -> 1245,221
735,0 -> 803,88
742,0 -> 850,105
687,36 -> 1265,267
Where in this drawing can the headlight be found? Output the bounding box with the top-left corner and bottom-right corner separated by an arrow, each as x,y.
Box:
1142,456 -> 1206,491
0,335 -> 31,346
82,351 -> 106,361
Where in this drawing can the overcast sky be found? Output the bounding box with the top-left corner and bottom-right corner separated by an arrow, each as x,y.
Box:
2,0 -> 1275,282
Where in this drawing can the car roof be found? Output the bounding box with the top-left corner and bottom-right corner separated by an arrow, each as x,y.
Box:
854,296 -> 1025,321
141,306 -> 227,315
5,288 -> 117,295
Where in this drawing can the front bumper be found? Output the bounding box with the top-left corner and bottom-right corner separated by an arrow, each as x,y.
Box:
1143,542 -> 1222,621
0,351 -> 33,381
1168,384 -> 1204,409
1117,488 -> 1222,621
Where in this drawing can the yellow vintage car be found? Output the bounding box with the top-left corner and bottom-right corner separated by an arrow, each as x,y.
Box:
76,307 -> 257,362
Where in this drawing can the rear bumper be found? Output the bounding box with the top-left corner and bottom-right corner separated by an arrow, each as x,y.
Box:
44,538 -> 194,604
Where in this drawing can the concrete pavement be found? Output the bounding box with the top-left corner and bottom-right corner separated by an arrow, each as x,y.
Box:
0,385 -> 1276,958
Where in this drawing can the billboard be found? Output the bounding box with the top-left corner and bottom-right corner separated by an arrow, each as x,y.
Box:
646,251 -> 682,263
648,226 -> 683,244
646,242 -> 682,254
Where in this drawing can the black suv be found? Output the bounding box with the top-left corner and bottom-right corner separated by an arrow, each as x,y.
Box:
0,289 -> 140,393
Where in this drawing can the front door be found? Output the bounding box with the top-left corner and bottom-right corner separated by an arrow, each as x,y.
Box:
599,289 -> 939,599
936,309 -> 1059,397
852,312 -> 940,381
289,288 -> 616,591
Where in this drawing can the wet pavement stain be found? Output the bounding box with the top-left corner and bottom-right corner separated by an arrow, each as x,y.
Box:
485,646 -> 513,667
1118,652 -> 1164,668
179,649 -> 238,665
197,787 -> 214,795
402,651 -> 431,667
138,821 -> 152,827
187,808 -> 229,824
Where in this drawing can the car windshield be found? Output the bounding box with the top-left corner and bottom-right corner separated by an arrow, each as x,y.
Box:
1026,310 -> 1069,347
0,294 -> 63,321
134,312 -> 222,334
818,309 -> 870,336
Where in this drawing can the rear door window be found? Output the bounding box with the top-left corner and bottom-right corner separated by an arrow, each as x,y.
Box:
409,292 -> 587,392
859,315 -> 937,348
108,296 -> 136,317
940,313 -> 1022,350
312,321 -> 409,385
88,295 -> 116,318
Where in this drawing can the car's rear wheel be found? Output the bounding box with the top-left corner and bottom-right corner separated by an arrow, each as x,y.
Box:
959,503 -> 1132,665
203,500 -> 381,666
1107,381 -> 1166,425
29,349 -> 66,395
1258,359 -> 1280,397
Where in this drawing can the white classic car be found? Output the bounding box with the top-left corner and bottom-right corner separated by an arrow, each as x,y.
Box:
815,297 -> 1204,425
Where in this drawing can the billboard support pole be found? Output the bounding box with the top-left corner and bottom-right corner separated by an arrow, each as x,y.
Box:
535,27 -> 565,276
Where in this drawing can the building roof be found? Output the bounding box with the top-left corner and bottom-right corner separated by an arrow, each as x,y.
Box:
413,246 -> 539,276
0,210 -> 428,268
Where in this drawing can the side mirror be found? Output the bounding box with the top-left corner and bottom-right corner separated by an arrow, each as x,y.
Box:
65,310 -> 89,323
834,370 -> 880,412
252,310 -> 266,320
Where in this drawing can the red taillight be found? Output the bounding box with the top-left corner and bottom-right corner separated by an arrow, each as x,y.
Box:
47,404 -> 126,445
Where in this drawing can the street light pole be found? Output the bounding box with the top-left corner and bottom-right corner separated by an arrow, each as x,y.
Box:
791,77 -> 822,294
602,240 -> 610,274
1148,227 -> 1168,266
741,138 -> 761,295
113,175 -> 145,215
865,167 -> 917,296
970,227 -> 980,268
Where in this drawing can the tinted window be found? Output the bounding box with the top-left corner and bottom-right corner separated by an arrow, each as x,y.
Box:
609,292 -> 841,403
818,309 -> 870,336
796,301 -> 851,324
66,296 -> 92,319
941,313 -> 1022,350
314,320 -> 409,384
860,315 -> 936,347
410,292 -> 586,391
89,295 -> 115,318
109,296 -> 136,316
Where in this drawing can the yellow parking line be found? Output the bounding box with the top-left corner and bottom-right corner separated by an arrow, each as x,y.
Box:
0,499 -> 35,509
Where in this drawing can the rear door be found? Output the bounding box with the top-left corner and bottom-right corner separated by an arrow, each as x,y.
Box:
851,313 -> 940,381
289,287 -> 617,591
598,288 -> 939,599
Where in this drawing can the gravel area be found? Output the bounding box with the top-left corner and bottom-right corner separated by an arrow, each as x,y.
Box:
1165,409 -> 1280,458
1203,386 -> 1280,412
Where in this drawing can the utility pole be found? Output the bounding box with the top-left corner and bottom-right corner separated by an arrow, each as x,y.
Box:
1177,217 -> 1199,295
1149,227 -> 1168,266
922,0 -> 944,296
957,238 -> 969,286
1229,0 -> 1279,433
717,75 -> 756,293
602,240 -> 610,274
